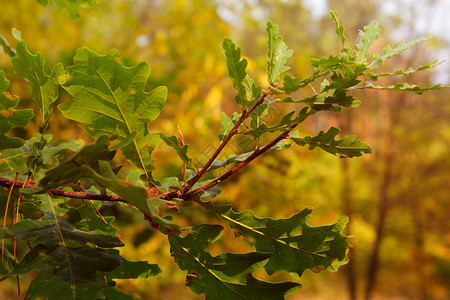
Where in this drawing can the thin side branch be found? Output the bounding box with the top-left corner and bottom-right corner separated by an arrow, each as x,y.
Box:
0,177 -> 128,203
185,90 -> 270,190
187,121 -> 301,198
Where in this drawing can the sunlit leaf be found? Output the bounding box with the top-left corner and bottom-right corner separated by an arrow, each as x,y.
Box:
59,47 -> 167,183
292,127 -> 372,157
368,34 -> 432,68
0,71 -> 34,150
223,38 -> 249,108
218,112 -> 240,141
364,60 -> 442,80
159,134 -> 193,168
356,21 -> 380,64
36,0 -> 98,19
11,41 -> 63,126
266,21 -> 293,84
330,11 -> 346,49
360,82 -> 447,95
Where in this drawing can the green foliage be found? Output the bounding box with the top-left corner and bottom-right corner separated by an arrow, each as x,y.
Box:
292,127 -> 373,158
0,10 -> 447,299
266,21 -> 293,85
36,0 -> 97,19
0,71 -> 34,150
210,204 -> 350,277
11,39 -> 64,127
58,48 -> 167,183
169,224 -> 300,299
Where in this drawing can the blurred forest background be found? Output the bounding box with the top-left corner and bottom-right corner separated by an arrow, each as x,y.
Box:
1,0 -> 449,299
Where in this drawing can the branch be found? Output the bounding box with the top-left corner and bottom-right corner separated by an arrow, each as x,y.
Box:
187,121 -> 301,198
184,90 -> 270,190
0,177 -> 128,203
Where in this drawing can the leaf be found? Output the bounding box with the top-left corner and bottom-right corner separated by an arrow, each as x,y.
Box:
105,249 -> 161,280
159,134 -> 193,168
0,218 -> 123,248
38,135 -> 116,189
218,112 -> 241,141
0,214 -> 123,291
209,204 -> 351,277
243,75 -> 262,107
0,71 -> 34,150
59,47 -> 167,183
37,0 -> 98,20
292,127 -> 372,158
25,265 -> 106,300
0,34 -> 16,57
80,162 -> 152,215
330,11 -> 346,49
245,108 -> 311,139
266,21 -> 293,84
281,71 -> 330,94
360,82 -> 448,95
222,38 -> 249,108
356,21 -> 380,64
11,41 -> 64,126
364,60 -> 443,80
368,34 -> 432,68
169,224 -> 300,299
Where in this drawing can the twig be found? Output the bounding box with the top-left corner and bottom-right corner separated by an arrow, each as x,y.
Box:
185,90 -> 270,190
187,121 -> 301,198
0,177 -> 129,203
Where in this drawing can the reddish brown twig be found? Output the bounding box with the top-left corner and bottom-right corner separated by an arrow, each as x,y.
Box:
0,177 -> 129,204
187,121 -> 302,198
185,91 -> 270,190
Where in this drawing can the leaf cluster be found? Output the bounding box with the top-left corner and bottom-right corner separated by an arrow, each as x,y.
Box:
0,10 -> 447,299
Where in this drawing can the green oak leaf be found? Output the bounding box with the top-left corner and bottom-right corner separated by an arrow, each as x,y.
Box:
105,249 -> 161,280
368,34 -> 431,68
0,71 -> 34,150
330,11 -> 346,49
223,38 -> 250,108
37,0 -> 98,20
209,204 -> 351,277
37,135 -> 116,189
359,82 -> 447,95
11,40 -> 64,126
80,161 -> 152,216
59,47 -> 166,183
292,127 -> 372,158
218,112 -> 241,141
169,224 -> 300,299
266,21 -> 293,84
25,265 -> 106,300
364,60 -> 442,81
159,134 -> 193,168
356,21 -> 380,64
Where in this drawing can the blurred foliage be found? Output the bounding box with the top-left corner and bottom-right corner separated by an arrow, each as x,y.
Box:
0,0 -> 449,299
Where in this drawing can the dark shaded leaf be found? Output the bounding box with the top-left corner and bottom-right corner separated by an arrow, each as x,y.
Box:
169,224 -> 300,299
210,204 -> 351,277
